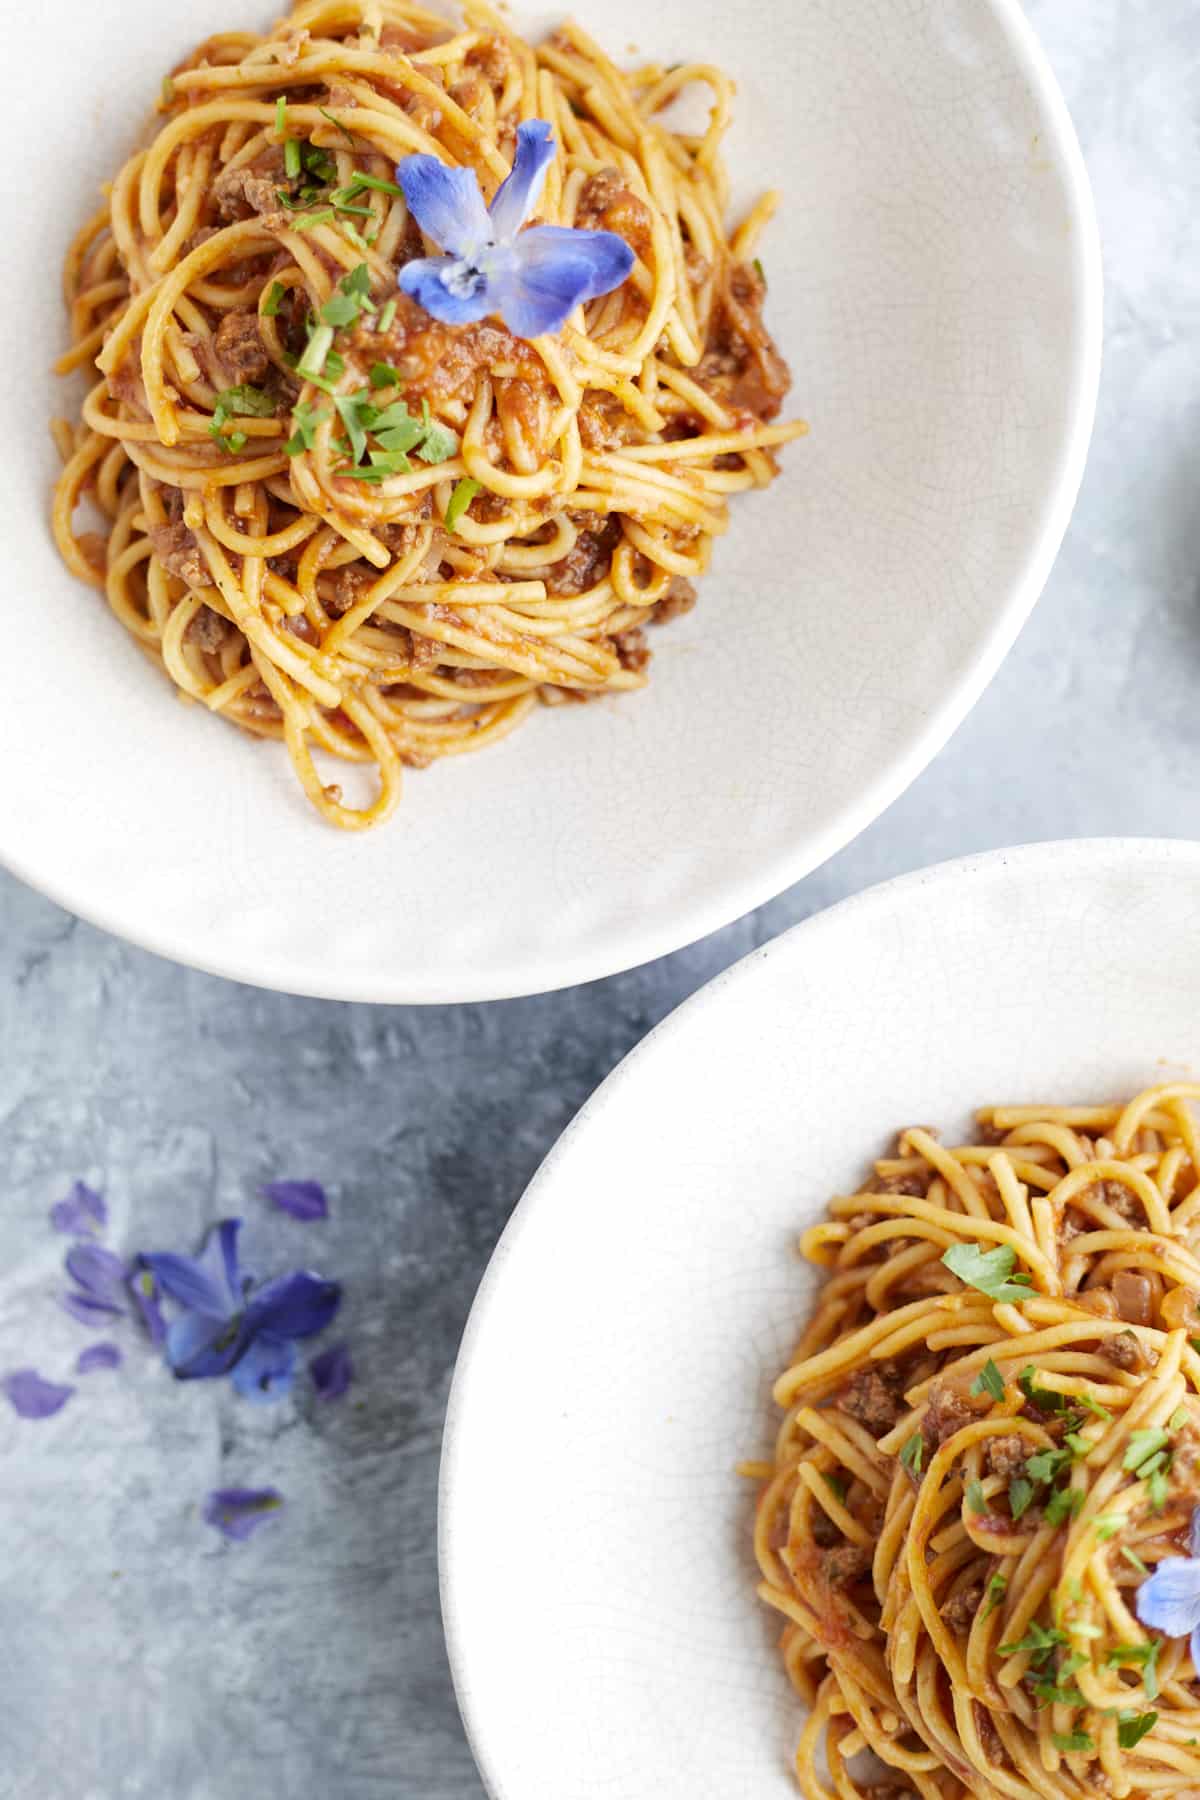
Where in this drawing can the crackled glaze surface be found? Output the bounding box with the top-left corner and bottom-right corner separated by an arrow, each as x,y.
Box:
442,841 -> 1200,1797
0,0 -> 1097,1001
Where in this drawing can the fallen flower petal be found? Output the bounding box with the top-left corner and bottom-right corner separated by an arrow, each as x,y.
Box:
309,1342 -> 353,1403
61,1291 -> 124,1326
76,1343 -> 123,1374
65,1243 -> 128,1307
50,1181 -> 107,1237
260,1180 -> 329,1223
231,1336 -> 297,1405
243,1270 -> 341,1341
129,1267 -> 167,1347
2,1370 -> 74,1419
203,1487 -> 284,1541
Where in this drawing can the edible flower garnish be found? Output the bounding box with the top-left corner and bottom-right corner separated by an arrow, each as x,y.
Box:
76,1343 -> 122,1375
2,1369 -> 74,1419
1136,1504 -> 1200,1669
260,1180 -> 329,1222
61,1242 -> 129,1326
203,1487 -> 285,1542
50,1181 -> 106,1237
396,120 -> 634,338
138,1218 -> 340,1403
310,1341 -> 354,1403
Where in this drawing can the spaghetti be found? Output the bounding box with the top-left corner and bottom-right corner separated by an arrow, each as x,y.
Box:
52,0 -> 805,829
751,1083 -> 1200,1800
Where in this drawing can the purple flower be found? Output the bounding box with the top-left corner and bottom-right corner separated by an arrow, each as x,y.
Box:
1137,1506 -> 1200,1669
203,1487 -> 284,1541
138,1219 -> 340,1402
50,1181 -> 107,1237
260,1180 -> 328,1223
2,1369 -> 74,1419
129,1267 -> 167,1347
61,1243 -> 129,1326
310,1342 -> 353,1403
76,1343 -> 123,1374
397,120 -> 634,338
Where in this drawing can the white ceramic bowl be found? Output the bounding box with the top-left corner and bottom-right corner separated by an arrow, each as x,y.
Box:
440,839 -> 1200,1797
0,0 -> 1100,1001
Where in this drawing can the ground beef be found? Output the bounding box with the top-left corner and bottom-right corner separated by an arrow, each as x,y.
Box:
652,576 -> 697,624
986,1435 -> 1029,1480
975,1121 -> 1010,1145
921,1384 -> 981,1454
214,311 -> 270,385
149,521 -> 207,586
547,517 -> 621,597
212,157 -> 284,222
811,1507 -> 840,1548
465,35 -> 514,86
943,1580 -> 984,1634
350,293 -> 543,408
612,627 -> 649,673
839,1363 -> 904,1436
106,349 -> 146,414
1099,1328 -> 1146,1371
821,1542 -> 872,1588
695,260 -> 791,422
574,167 -> 653,258
871,1173 -> 928,1197
189,605 -> 227,651
324,565 -> 374,617
1093,1180 -> 1145,1223
974,1703 -> 1005,1765
683,243 -> 711,289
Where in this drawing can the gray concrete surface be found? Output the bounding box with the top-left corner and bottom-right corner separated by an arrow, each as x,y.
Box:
3,3 -> 1198,1795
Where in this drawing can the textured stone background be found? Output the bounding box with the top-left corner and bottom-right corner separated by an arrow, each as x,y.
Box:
2,3 -> 1197,1796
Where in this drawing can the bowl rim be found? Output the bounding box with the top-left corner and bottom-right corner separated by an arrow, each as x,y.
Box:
3,0 -> 1102,1004
437,836 -> 1200,1795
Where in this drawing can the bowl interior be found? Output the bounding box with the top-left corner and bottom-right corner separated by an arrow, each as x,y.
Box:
0,0 -> 1098,999
440,840 -> 1200,1798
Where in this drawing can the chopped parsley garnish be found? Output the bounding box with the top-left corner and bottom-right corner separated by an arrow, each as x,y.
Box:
1051,1732 -> 1093,1753
1075,1391 -> 1113,1422
322,291 -> 363,329
284,401 -> 329,456
215,385 -> 275,418
1124,1428 -> 1170,1475
290,208 -> 337,233
941,1243 -> 1035,1301
1148,1467 -> 1169,1511
1064,1431 -> 1090,1457
275,95 -> 287,136
1031,1650 -> 1086,1709
445,476 -> 481,532
297,324 -> 335,382
971,1359 -> 1005,1402
753,256 -> 766,287
370,362 -> 403,389
419,407 -> 458,465
1121,1545 -> 1150,1577
998,1621 -> 1066,1665
1093,1514 -> 1122,1540
377,298 -> 397,332
1025,1446 -> 1072,1485
263,281 -> 286,318
1044,1484 -> 1084,1526
1018,1366 -> 1068,1412
341,171 -> 404,198
1106,1640 -> 1160,1699
284,137 -> 302,180
982,1573 -> 1007,1619
1117,1711 -> 1157,1749
824,1473 -> 848,1504
1009,1476 -> 1036,1521
319,106 -> 356,146
965,1480 -> 987,1514
1171,1406 -> 1189,1431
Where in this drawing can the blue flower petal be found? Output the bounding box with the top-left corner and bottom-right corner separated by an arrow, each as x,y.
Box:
244,1271 -> 342,1342
1136,1556 -> 1200,1636
231,1336 -> 297,1405
203,1487 -> 284,1542
397,155 -> 491,257
50,1181 -> 107,1237
139,1219 -> 242,1318
260,1180 -> 328,1222
1190,1506 -> 1200,1560
165,1309 -> 247,1380
128,1267 -> 167,1347
2,1370 -> 74,1419
1192,1621 -> 1200,1674
486,224 -> 630,339
487,119 -> 556,242
60,1291 -> 123,1326
65,1243 -> 128,1306
310,1342 -> 354,1403
398,255 -> 493,324
516,222 -> 635,302
76,1343 -> 122,1374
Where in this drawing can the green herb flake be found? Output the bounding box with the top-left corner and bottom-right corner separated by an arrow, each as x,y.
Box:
1044,1485 -> 1084,1527
940,1243 -> 1035,1302
347,170 -> 403,198
377,298 -> 397,333
982,1573 -> 1007,1619
290,209 -> 336,233
370,362 -> 404,389
419,416 -> 459,464
997,1621 -> 1067,1667
215,385 -> 276,419
1121,1545 -> 1150,1577
319,106 -> 355,146
1018,1366 -> 1068,1413
1093,1514 -> 1123,1540
1148,1468 -> 1169,1512
263,281 -> 287,318
753,256 -> 766,288
824,1474 -> 848,1505
1106,1640 -> 1160,1699
1009,1476 -> 1035,1521
1124,1428 -> 1170,1475
284,137 -> 302,181
284,401 -> 329,456
1025,1447 -> 1071,1486
1171,1407 -> 1189,1431
321,291 -> 362,329
1117,1711 -> 1157,1750
971,1359 -> 1006,1402
297,324 -> 335,383
1076,1391 -> 1113,1422
275,95 -> 287,136
965,1480 -> 987,1514
445,476 -> 481,533
1051,1732 -> 1094,1754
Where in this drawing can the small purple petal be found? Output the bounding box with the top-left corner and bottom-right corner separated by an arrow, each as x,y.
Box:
398,255 -> 493,325
260,1181 -> 329,1223
518,224 -> 635,303
490,224 -> 634,337
65,1242 -> 128,1306
487,119 -> 556,242
1189,1506 -> 1200,1560
244,1271 -> 341,1343
129,1267 -> 167,1347
231,1337 -> 297,1405
1136,1556 -> 1200,1636
165,1309 -> 248,1381
60,1291 -> 124,1326
50,1181 -> 107,1237
1191,1622 -> 1200,1674
203,1487 -> 285,1542
397,154 -> 491,257
310,1342 -> 353,1403
138,1219 -> 242,1319
2,1370 -> 74,1419
76,1343 -> 123,1374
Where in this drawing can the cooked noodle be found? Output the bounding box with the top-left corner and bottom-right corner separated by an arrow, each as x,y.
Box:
51,0 -> 805,828
751,1083 -> 1200,1800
